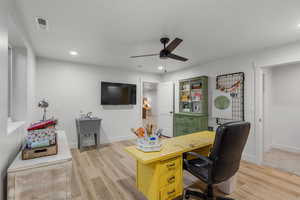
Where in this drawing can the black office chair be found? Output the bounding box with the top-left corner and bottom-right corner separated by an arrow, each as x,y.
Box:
183,121 -> 251,200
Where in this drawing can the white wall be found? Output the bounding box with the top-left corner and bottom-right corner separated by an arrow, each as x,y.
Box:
262,68 -> 273,152
264,63 -> 300,153
0,0 -> 9,197
163,41 -> 300,163
36,57 -> 162,147
0,1 -> 37,199
12,47 -> 27,121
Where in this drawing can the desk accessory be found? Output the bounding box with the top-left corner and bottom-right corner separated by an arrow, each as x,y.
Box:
131,125 -> 163,152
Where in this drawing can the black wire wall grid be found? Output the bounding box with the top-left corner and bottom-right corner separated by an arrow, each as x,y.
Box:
216,72 -> 245,124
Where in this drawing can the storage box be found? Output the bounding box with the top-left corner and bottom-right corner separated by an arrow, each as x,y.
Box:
22,144 -> 57,160
22,139 -> 58,160
26,128 -> 57,148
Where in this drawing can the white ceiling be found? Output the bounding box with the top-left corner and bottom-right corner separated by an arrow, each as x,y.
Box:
16,0 -> 300,73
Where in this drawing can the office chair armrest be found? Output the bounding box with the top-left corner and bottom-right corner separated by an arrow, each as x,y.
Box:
183,152 -> 213,166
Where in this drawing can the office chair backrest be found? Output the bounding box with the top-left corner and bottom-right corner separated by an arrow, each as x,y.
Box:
209,121 -> 250,184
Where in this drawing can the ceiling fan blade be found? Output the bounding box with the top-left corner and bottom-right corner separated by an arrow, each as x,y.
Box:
165,38 -> 183,52
130,54 -> 159,58
167,53 -> 188,62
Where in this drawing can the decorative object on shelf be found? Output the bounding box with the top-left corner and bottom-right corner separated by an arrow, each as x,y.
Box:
131,124 -> 163,152
215,72 -> 245,124
38,99 -> 49,121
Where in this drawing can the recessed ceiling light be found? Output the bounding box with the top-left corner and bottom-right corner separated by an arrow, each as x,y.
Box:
69,50 -> 78,56
298,24 -> 300,28
158,66 -> 164,70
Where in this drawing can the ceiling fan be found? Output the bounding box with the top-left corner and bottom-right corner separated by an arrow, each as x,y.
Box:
130,37 -> 188,62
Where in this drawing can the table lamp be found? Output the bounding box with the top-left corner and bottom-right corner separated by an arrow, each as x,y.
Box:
38,99 -> 49,121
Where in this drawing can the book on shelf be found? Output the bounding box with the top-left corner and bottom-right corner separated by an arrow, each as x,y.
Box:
191,90 -> 203,101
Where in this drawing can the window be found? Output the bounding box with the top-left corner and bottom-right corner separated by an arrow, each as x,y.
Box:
7,45 -> 26,135
8,45 -> 13,121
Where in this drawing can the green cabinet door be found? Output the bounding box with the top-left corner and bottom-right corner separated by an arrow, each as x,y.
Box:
174,113 -> 208,137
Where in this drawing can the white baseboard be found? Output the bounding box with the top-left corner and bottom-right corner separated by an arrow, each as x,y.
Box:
101,135 -> 136,145
271,143 -> 300,154
242,153 -> 257,164
69,142 -> 77,149
69,135 -> 136,149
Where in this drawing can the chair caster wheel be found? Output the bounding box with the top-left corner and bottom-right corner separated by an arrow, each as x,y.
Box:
183,190 -> 190,200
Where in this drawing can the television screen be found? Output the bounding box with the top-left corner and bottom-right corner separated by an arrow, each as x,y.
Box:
101,82 -> 137,105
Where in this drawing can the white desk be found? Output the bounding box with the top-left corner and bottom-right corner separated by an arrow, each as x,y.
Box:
8,130 -> 72,200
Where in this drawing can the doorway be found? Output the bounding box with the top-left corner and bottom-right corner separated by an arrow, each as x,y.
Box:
141,81 -> 174,137
257,62 -> 300,175
142,82 -> 158,126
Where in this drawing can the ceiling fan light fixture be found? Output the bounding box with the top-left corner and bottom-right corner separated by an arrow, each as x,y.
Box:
69,50 -> 78,56
158,66 -> 164,70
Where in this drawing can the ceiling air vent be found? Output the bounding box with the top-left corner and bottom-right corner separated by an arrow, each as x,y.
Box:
36,17 -> 48,30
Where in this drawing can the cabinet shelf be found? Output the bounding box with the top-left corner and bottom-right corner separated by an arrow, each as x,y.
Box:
179,76 -> 208,114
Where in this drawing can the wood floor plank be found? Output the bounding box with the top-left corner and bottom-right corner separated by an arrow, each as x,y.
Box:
71,140 -> 300,200
117,176 -> 147,200
91,177 -> 114,200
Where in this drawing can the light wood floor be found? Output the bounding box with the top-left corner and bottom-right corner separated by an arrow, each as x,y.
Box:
71,140 -> 300,200
264,148 -> 300,176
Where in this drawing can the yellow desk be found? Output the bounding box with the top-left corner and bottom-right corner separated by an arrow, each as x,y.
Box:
125,131 -> 215,200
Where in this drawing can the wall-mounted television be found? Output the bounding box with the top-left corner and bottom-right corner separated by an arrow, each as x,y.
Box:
101,82 -> 137,105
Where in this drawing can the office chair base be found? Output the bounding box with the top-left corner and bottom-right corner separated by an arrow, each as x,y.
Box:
183,189 -> 234,200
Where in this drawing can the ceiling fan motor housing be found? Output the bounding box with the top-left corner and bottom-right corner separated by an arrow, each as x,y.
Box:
160,37 -> 170,58
160,49 -> 169,59
160,37 -> 170,45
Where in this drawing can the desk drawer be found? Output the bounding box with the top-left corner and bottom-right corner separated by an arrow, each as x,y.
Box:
160,157 -> 181,174
160,169 -> 181,188
160,157 -> 182,188
160,184 -> 178,200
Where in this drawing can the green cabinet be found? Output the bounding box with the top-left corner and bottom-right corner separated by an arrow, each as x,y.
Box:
174,76 -> 209,137
174,113 -> 208,137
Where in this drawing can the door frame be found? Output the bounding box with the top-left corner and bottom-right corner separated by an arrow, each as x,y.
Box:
254,60 -> 300,165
